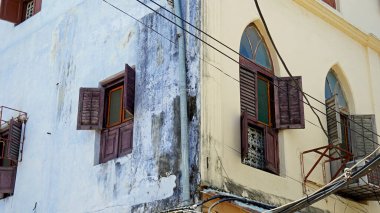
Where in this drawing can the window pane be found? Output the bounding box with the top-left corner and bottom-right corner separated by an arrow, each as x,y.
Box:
255,42 -> 272,70
325,78 -> 333,99
246,26 -> 261,52
108,88 -> 122,126
240,32 -> 253,60
258,78 -> 270,125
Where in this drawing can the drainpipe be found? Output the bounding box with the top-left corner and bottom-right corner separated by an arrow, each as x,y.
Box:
174,0 -> 190,204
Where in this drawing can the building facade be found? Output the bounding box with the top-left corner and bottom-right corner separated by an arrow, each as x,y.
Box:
0,0 -> 380,212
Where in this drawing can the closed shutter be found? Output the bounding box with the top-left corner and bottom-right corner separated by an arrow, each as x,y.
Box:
7,119 -> 22,162
100,128 -> 119,163
241,111 -> 249,161
240,68 -> 258,120
33,0 -> 42,14
264,127 -> 279,174
326,96 -> 342,145
323,0 -> 336,9
0,166 -> 16,194
0,0 -> 23,24
118,122 -> 133,156
124,64 -> 136,115
349,115 -> 377,158
275,76 -> 305,129
77,88 -> 104,130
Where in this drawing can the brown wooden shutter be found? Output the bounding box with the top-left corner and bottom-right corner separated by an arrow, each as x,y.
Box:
323,0 -> 336,9
275,76 -> 305,129
7,119 -> 22,162
240,68 -> 258,120
118,122 -> 133,157
33,0 -> 42,14
124,64 -> 136,115
241,111 -> 249,161
264,127 -> 279,174
349,115 -> 378,158
0,0 -> 23,24
100,128 -> 119,163
77,88 -> 104,130
326,96 -> 342,145
0,166 -> 16,194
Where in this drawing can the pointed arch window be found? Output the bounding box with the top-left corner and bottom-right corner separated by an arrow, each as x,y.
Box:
239,24 -> 305,175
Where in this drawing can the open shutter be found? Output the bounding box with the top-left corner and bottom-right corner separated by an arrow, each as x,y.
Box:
241,111 -> 249,161
322,0 -> 336,9
0,0 -> 23,24
349,115 -> 378,158
7,119 -> 22,162
326,96 -> 342,145
118,122 -> 133,156
100,128 -> 119,163
0,167 -> 16,194
240,68 -> 258,120
264,127 -> 279,174
275,76 -> 305,129
124,64 -> 136,115
77,88 -> 104,130
33,0 -> 42,14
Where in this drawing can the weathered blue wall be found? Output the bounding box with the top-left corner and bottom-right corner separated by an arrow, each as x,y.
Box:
0,0 -> 200,212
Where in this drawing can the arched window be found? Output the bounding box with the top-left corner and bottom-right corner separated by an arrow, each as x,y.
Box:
240,25 -> 272,71
239,24 -> 305,175
325,70 -> 378,180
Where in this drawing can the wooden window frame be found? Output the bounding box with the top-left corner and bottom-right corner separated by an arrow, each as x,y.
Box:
0,0 -> 42,24
257,75 -> 272,127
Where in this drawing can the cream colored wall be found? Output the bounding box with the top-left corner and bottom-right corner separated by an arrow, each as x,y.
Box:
339,0 -> 380,38
201,0 -> 380,212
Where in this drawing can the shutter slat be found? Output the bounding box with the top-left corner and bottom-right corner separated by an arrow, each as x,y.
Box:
240,68 -> 258,120
265,127 -> 279,174
0,0 -> 22,24
124,64 -> 136,115
7,119 -> 22,162
77,88 -> 104,130
0,167 -> 16,194
275,76 -> 305,129
350,114 -> 377,159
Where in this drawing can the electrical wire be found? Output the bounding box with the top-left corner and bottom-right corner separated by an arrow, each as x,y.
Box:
147,0 -> 380,141
131,0 -> 380,151
102,1 -> 380,211
104,0 -> 380,151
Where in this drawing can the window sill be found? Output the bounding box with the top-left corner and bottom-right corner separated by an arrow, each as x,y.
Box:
293,0 -> 380,53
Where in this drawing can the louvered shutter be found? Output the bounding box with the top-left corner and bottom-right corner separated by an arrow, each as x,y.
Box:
240,68 -> 258,120
0,166 -> 16,194
275,76 -> 305,129
349,115 -> 377,158
33,0 -> 42,14
0,0 -> 22,24
326,96 -> 342,145
124,64 -> 136,115
7,119 -> 22,162
100,128 -> 119,163
265,127 -> 279,174
118,122 -> 133,156
326,96 -> 343,179
241,111 -> 249,161
77,88 -> 104,130
323,0 -> 336,9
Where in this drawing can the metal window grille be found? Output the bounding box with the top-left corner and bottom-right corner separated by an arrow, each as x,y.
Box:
25,1 -> 35,20
243,126 -> 265,169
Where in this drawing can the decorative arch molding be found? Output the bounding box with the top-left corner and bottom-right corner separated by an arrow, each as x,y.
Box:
329,64 -> 355,112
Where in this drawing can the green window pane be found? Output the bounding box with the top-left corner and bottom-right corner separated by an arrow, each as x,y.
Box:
108,88 -> 122,126
258,78 -> 270,125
